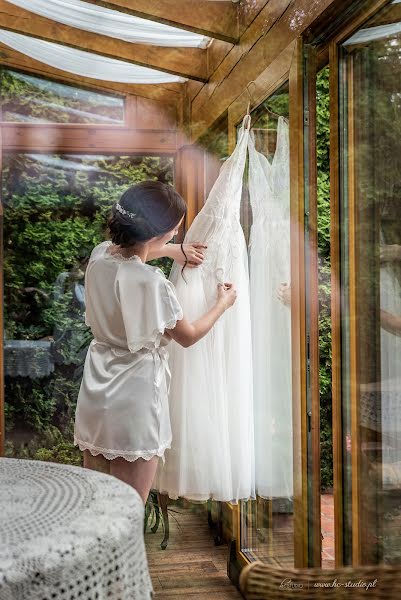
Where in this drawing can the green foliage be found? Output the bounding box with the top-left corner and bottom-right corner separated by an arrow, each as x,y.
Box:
3,70 -> 174,461
0,68 -> 124,123
316,67 -> 333,491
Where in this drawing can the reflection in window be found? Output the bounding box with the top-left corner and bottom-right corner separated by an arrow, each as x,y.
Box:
3,153 -> 173,463
341,0 -> 401,564
0,69 -> 124,123
239,84 -> 294,566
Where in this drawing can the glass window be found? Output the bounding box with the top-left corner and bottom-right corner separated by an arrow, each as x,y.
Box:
3,153 -> 173,463
316,65 -> 334,569
339,0 -> 401,565
0,69 -> 124,124
238,82 -> 294,566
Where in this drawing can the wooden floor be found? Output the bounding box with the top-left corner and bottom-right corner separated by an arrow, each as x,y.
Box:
321,493 -> 335,568
145,503 -> 242,599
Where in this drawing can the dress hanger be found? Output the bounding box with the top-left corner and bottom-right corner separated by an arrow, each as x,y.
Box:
265,107 -> 289,125
246,81 -> 257,117
243,79 -> 289,125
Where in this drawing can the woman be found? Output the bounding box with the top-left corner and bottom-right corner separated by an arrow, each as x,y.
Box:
74,181 -> 237,502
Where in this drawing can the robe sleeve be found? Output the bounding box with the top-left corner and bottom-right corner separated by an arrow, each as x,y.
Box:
117,266 -> 183,353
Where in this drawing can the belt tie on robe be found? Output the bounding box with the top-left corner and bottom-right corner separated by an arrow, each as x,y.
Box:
150,346 -> 172,396
91,339 -> 171,399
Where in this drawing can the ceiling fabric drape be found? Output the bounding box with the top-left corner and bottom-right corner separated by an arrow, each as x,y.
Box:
0,29 -> 186,83
5,0 -> 209,48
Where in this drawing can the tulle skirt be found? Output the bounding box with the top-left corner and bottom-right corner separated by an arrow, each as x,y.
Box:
154,231 -> 255,503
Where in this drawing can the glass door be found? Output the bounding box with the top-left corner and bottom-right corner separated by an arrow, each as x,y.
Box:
332,0 -> 401,566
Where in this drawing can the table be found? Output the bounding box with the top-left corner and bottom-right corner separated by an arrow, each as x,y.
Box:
0,458 -> 153,600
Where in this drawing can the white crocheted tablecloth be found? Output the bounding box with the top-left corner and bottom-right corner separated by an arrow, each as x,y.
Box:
0,458 -> 153,600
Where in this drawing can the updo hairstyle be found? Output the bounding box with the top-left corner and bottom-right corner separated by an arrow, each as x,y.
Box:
108,181 -> 186,248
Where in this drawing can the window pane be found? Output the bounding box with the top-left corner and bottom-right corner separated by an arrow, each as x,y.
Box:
239,83 -> 294,566
0,69 -> 124,124
340,0 -> 401,565
3,153 -> 173,463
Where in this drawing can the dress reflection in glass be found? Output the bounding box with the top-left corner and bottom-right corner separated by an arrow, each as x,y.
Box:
248,117 -> 293,499
380,231 -> 401,472
154,117 -> 255,502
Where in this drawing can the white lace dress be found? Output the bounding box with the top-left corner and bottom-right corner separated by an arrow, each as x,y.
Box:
248,117 -> 293,499
74,240 -> 183,462
154,116 -> 255,502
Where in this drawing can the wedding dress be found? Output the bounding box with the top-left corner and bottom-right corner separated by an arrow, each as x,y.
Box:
154,116 -> 255,502
248,117 -> 293,499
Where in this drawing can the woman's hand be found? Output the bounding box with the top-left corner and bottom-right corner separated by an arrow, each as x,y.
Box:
277,282 -> 291,307
167,282 -> 237,348
169,243 -> 207,267
217,282 -> 237,311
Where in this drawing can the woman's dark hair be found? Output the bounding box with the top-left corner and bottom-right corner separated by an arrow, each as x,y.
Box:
108,181 -> 186,248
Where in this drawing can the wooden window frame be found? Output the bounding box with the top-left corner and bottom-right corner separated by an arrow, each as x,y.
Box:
328,0 -> 393,567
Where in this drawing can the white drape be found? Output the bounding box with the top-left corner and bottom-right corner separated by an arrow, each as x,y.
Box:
0,30 -> 185,84
6,0 -> 209,48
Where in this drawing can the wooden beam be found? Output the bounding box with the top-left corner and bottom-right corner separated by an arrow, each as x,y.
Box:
191,0 -> 291,138
204,1 -> 269,92
78,0 -> 239,44
0,0 -> 207,82
289,37 -> 308,569
191,0 -> 338,139
0,44 -> 183,105
1,123 -> 178,153
238,0 -> 269,34
227,41 -> 295,143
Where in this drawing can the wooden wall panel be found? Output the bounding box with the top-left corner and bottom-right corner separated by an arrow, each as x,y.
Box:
1,125 -> 177,154
136,97 -> 177,130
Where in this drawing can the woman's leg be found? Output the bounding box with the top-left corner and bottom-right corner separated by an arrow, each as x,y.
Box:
83,449 -> 111,474
110,456 -> 159,504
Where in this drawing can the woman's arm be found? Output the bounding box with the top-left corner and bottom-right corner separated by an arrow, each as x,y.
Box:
381,309 -> 401,337
166,283 -> 237,348
147,243 -> 207,267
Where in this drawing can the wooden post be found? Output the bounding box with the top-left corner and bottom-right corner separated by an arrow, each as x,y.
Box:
174,144 -> 205,236
289,38 -> 308,569
0,125 -> 4,457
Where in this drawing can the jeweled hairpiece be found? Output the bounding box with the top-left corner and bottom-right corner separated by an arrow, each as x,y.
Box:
115,202 -> 136,219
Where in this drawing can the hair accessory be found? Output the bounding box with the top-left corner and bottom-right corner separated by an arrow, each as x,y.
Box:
115,202 -> 136,219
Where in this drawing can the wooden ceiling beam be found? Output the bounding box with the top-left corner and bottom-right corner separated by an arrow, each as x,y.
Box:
191,0 -> 337,139
0,44 -> 184,105
0,0 -> 208,82
238,0 -> 269,35
78,0 -> 239,44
